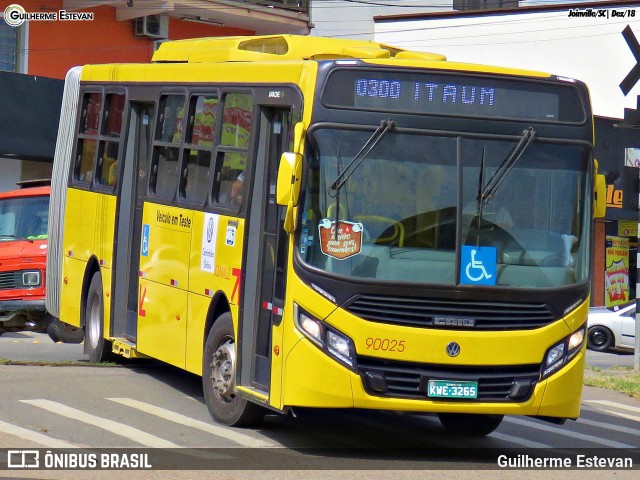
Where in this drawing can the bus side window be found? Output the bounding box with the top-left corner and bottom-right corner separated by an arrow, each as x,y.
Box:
74,91 -> 103,184
150,146 -> 179,198
149,95 -> 185,199
215,152 -> 247,205
95,93 -> 125,188
182,149 -> 211,204
74,138 -> 96,182
180,95 -> 217,204
213,92 -> 252,206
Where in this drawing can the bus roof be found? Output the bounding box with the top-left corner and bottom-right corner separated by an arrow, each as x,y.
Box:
80,35 -> 555,82
152,34 -> 447,64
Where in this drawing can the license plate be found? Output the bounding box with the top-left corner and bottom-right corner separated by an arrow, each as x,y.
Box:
428,380 -> 478,399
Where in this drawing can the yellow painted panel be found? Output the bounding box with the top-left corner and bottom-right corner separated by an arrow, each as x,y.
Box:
185,212 -> 245,375
283,337 -> 354,408
137,278 -> 187,369
96,194 -> 117,270
322,306 -> 572,367
81,62 -> 306,85
537,349 -> 585,419
101,266 -> 113,339
59,256 -> 86,328
63,188 -> 97,262
139,203 -> 192,290
188,212 -> 245,305
185,292 -> 209,376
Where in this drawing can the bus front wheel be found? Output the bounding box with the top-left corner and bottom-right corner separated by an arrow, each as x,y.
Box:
202,313 -> 266,427
84,272 -> 113,363
437,413 -> 503,437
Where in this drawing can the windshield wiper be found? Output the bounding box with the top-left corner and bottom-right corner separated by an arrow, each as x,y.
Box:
328,119 -> 395,196
477,126 -> 536,206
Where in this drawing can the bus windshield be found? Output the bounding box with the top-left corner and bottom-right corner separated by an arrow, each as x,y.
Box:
298,126 -> 591,288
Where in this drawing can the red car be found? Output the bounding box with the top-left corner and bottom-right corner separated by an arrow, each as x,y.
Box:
0,180 -> 52,336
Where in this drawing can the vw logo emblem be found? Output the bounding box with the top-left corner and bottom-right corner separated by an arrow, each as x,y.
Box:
446,342 -> 461,357
206,217 -> 215,243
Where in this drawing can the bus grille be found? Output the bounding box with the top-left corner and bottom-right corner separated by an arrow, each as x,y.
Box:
358,356 -> 540,402
345,294 -> 556,330
0,272 -> 21,291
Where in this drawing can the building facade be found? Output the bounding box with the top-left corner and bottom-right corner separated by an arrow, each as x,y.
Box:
0,0 -> 310,190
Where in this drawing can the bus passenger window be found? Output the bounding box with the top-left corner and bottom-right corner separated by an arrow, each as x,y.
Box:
182,149 -> 211,204
221,94 -> 253,148
96,140 -> 119,187
74,138 -> 97,183
157,95 -> 186,143
150,146 -> 179,198
179,95 -> 217,204
79,92 -> 102,135
215,151 -> 247,205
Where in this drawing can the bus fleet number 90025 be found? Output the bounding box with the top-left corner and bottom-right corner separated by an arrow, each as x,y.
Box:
365,337 -> 406,352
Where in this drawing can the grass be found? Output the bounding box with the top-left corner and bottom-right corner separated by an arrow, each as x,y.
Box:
0,357 -> 118,367
583,364 -> 640,400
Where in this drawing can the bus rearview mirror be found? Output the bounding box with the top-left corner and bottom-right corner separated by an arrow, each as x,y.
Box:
276,152 -> 302,207
594,173 -> 606,218
277,152 -> 302,233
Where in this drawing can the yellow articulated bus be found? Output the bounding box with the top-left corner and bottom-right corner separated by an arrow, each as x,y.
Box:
46,35 -> 606,436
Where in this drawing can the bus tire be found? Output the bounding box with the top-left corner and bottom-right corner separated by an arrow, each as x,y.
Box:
84,272 -> 113,363
202,313 -> 266,427
47,315 -> 84,344
437,413 -> 503,437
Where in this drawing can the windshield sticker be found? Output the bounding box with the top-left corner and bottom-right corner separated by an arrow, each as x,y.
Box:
460,245 -> 497,286
318,219 -> 363,260
201,213 -> 219,273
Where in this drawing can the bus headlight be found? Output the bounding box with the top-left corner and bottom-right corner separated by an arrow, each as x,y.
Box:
295,303 -> 356,370
541,324 -> 586,379
22,270 -> 41,287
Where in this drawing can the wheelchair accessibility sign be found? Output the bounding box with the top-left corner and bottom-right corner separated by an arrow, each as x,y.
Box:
461,245 -> 496,286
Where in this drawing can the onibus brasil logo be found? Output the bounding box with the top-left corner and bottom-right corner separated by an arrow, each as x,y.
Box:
3,3 -> 93,27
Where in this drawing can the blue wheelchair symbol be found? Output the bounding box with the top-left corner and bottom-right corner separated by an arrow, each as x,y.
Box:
461,245 -> 496,286
141,224 -> 150,257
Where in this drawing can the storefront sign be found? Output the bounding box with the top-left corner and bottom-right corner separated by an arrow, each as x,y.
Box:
605,236 -> 630,307
617,220 -> 638,237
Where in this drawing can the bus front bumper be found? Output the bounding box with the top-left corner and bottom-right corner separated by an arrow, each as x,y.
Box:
282,337 -> 585,420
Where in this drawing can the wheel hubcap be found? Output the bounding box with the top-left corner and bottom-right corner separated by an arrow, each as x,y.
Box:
210,339 -> 236,402
88,292 -> 101,349
592,331 -> 605,346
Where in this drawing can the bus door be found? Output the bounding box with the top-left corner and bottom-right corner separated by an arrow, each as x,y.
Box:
111,102 -> 153,342
238,107 -> 291,394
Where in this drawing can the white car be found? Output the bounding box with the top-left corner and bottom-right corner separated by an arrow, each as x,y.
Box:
587,302 -> 636,352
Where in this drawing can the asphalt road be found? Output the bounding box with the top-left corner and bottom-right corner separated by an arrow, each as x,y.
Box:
0,331 -> 639,479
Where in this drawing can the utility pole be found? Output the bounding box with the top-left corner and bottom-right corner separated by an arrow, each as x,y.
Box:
626,100 -> 640,372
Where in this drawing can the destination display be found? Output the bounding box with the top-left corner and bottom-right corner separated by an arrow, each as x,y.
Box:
322,70 -> 586,123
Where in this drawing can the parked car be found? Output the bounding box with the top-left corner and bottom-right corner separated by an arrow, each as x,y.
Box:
587,302 -> 636,352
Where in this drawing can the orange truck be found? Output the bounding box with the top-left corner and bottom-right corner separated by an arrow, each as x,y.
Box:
0,180 -> 52,336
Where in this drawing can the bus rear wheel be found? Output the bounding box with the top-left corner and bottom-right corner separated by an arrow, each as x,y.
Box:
47,315 -> 84,344
437,413 -> 503,437
203,313 -> 266,427
84,272 -> 113,363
